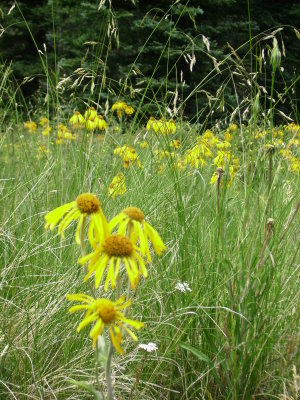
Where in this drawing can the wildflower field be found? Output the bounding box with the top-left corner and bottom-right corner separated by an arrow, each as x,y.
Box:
1,105 -> 299,399
0,1 -> 299,399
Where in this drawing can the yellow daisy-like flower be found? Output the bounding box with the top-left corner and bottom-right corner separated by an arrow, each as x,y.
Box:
84,107 -> 97,120
45,193 -> 109,246
95,115 -> 107,131
69,111 -> 85,128
124,105 -> 134,115
109,207 -> 166,262
66,294 -> 144,353
79,234 -> 147,291
24,121 -> 37,133
86,117 -> 97,131
39,117 -> 49,127
42,126 -> 52,136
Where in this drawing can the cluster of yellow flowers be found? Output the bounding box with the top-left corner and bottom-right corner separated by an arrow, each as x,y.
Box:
111,101 -> 135,118
24,102 -> 136,144
45,193 -> 166,354
113,144 -> 142,168
146,117 -> 176,135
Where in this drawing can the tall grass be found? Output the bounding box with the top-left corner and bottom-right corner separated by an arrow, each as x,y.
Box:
0,2 -> 299,400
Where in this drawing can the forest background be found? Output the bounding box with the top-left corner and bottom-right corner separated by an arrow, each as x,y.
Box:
0,0 -> 299,123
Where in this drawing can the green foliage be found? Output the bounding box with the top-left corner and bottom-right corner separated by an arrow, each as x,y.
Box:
0,0 -> 299,120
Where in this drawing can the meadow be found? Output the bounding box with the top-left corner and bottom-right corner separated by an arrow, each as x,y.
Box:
0,105 -> 299,399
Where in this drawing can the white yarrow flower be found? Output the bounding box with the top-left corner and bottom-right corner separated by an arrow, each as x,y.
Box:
175,282 -> 192,293
138,342 -> 158,353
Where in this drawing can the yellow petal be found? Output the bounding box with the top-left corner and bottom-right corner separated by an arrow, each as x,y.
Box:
118,316 -> 145,330
66,293 -> 95,303
77,312 -> 98,332
108,213 -> 124,231
75,214 -> 84,245
109,326 -> 124,354
89,319 -> 104,339
69,304 -> 91,313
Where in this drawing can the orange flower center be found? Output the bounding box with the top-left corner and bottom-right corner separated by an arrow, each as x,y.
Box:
95,299 -> 116,323
123,207 -> 144,222
103,234 -> 133,257
76,193 -> 100,214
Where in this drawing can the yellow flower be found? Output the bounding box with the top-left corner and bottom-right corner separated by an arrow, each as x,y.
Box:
123,147 -> 142,169
66,294 -> 144,353
42,126 -> 52,136
228,123 -> 238,132
111,101 -> 132,118
202,129 -> 214,139
95,115 -> 107,131
45,193 -> 109,246
78,234 -> 147,291
86,117 -> 97,131
170,140 -> 181,149
147,118 -> 176,135
69,111 -> 85,128
109,207 -> 166,261
289,157 -> 299,173
39,117 -> 49,127
146,117 -> 155,131
84,107 -> 97,120
24,121 -> 37,133
124,105 -> 134,115
139,141 -> 149,149
108,173 -> 126,199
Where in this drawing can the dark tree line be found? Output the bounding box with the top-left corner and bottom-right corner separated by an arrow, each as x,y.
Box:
0,0 -> 299,120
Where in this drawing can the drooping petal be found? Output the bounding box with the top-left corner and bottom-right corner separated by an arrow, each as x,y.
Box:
134,252 -> 148,278
58,208 -> 79,238
123,258 -> 138,290
66,293 -> 95,303
89,319 -> 104,340
117,321 -> 138,340
77,312 -> 98,332
69,304 -> 91,313
117,316 -> 145,330
45,201 -> 76,229
144,222 -> 166,255
94,255 -> 110,288
75,214 -> 84,245
109,326 -> 124,354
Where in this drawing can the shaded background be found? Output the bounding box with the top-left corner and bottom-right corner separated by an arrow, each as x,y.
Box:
0,0 -> 299,121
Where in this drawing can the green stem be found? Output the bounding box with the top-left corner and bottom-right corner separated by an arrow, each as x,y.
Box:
270,66 -> 276,129
105,343 -> 114,400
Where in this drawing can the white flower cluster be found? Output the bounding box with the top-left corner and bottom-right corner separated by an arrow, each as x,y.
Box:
175,281 -> 192,293
138,342 -> 158,353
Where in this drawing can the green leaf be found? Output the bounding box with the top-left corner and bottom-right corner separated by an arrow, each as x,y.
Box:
180,343 -> 223,387
68,379 -> 103,400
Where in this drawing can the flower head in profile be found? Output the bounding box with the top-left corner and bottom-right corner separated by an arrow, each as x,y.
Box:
66,294 -> 144,354
45,193 -> 109,246
95,115 -> 107,131
69,111 -> 85,128
109,207 -> 166,262
79,234 -> 147,291
84,107 -> 97,120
